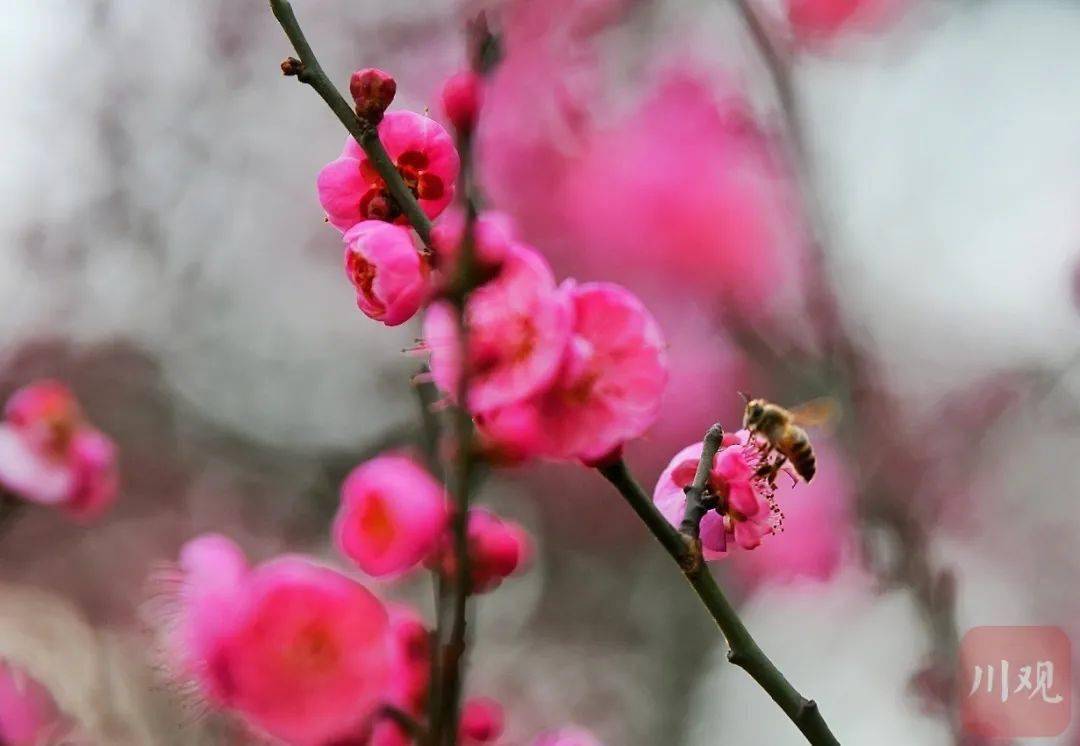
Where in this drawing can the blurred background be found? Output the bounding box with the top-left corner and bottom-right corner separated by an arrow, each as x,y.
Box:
2,0 -> 1080,743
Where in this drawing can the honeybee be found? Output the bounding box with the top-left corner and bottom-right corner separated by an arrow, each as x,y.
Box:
741,396 -> 836,484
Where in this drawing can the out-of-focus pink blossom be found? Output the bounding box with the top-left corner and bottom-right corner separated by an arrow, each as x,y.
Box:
786,0 -> 907,42
430,208 -> 515,271
730,437 -> 852,585
424,244 -> 572,414
318,112 -> 459,232
477,282 -> 668,464
460,696 -> 504,743
350,68 -> 396,124
333,455 -> 448,578
532,726 -> 604,746
441,71 -> 484,134
343,222 -> 430,326
654,431 -> 784,558
166,534 -> 390,745
482,54 -> 803,312
370,603 -> 431,746
0,661 -> 70,745
431,508 -> 531,594
0,380 -> 118,520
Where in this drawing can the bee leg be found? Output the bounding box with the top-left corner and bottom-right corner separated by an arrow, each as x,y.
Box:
768,455 -> 787,488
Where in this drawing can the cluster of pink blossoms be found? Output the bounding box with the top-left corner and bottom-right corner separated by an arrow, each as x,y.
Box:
315,69 -> 669,465
164,451 -> 530,744
156,65 -> 622,744
426,258 -> 669,465
0,380 -> 118,520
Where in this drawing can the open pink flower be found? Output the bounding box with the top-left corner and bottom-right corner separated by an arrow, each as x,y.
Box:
343,221 -> 430,326
166,534 -> 391,745
0,380 -> 118,520
653,431 -> 785,558
424,244 -> 572,413
430,508 -> 531,594
732,436 -> 851,586
334,455 -> 448,578
477,282 -> 668,464
317,111 -> 460,232
0,661 -> 71,745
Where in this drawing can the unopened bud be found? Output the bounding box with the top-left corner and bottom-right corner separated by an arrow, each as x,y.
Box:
349,67 -> 396,124
440,71 -> 483,133
459,697 -> 504,743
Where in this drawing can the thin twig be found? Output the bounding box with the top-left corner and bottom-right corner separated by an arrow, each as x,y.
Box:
596,458 -> 840,746
268,0 -> 434,248
679,424 -> 725,540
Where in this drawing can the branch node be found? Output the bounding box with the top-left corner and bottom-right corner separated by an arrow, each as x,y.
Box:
797,698 -> 820,721
677,534 -> 703,574
727,647 -> 750,668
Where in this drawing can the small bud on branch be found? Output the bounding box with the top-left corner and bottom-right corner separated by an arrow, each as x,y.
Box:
350,67 -> 396,124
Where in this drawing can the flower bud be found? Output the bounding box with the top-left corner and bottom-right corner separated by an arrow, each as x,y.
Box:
441,71 -> 483,133
350,67 -> 397,124
460,697 -> 504,743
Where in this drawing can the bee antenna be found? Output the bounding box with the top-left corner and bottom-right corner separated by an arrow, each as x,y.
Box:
737,391 -> 750,404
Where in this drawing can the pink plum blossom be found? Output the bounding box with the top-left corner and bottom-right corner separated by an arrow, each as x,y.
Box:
343,221 -> 430,326
430,508 -> 531,594
424,244 -> 573,413
165,534 -> 391,745
482,50 -> 804,313
653,431 -> 784,558
430,207 -> 515,271
0,661 -> 71,745
0,380 -> 118,520
370,603 -> 431,746
333,454 -> 448,578
533,727 -> 604,746
476,282 -> 668,464
730,436 -> 852,586
317,111 -> 459,232
442,71 -> 484,133
459,696 -> 504,743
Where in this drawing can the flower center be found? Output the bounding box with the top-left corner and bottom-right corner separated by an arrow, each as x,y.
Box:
357,491 -> 396,556
286,621 -> 340,675
346,251 -> 385,315
358,150 -> 445,223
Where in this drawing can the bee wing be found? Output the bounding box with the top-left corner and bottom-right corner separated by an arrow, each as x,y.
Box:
788,397 -> 839,428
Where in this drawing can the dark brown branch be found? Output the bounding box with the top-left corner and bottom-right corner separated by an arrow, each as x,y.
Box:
267,0 -> 433,248
377,705 -> 427,742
